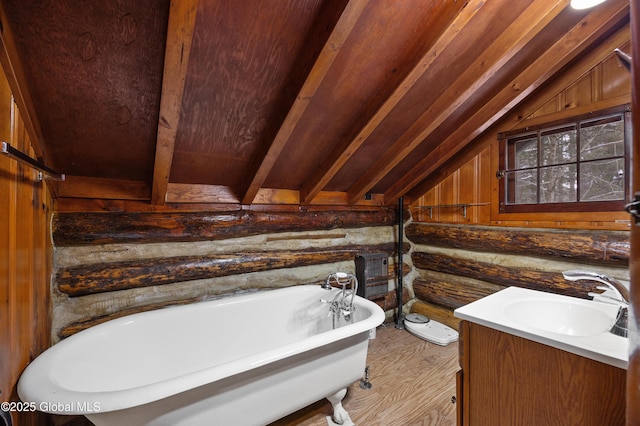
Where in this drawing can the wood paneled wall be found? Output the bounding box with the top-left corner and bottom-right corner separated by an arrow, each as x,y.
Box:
412,26 -> 631,231
0,66 -> 52,424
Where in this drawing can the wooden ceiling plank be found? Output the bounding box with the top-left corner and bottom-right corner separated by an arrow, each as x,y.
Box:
240,0 -> 368,206
389,0 -> 629,205
347,0 -> 570,205
150,0 -> 198,205
299,0 -> 487,205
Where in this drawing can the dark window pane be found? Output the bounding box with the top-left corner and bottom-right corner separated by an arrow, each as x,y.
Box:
580,158 -> 625,201
541,129 -> 576,166
540,164 -> 576,203
506,170 -> 537,205
511,137 -> 537,169
580,117 -> 624,161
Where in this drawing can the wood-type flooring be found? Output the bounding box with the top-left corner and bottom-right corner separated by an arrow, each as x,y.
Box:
271,324 -> 459,426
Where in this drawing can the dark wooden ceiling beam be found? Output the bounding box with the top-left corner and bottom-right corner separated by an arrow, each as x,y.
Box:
347,0 -> 569,205
240,0 -> 368,206
298,0 -> 486,205
150,0 -> 198,205
396,0 -> 630,205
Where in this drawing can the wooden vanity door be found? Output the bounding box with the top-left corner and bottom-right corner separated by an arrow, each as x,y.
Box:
460,321 -> 626,425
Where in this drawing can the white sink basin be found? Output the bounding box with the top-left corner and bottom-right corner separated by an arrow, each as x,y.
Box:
504,298 -> 614,336
454,286 -> 628,369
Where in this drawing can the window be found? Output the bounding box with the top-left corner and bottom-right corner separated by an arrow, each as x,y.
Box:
498,105 -> 630,213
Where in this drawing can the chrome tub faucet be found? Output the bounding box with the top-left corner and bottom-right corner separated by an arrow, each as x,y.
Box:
321,272 -> 359,327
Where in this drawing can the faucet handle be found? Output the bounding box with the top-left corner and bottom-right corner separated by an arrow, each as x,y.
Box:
594,285 -> 626,304
588,288 -> 629,306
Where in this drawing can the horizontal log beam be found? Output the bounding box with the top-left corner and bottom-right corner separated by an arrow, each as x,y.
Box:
413,273 -> 504,309
412,251 -> 602,299
374,287 -> 411,312
58,284 -> 411,339
406,223 -> 629,266
57,244 -> 400,297
53,208 -> 397,246
59,296 -> 202,339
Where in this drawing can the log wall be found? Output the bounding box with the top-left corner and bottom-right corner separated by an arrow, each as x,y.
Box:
407,222 -> 630,329
51,207 -> 403,340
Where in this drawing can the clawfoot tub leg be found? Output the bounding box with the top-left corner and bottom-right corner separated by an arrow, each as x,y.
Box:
326,388 -> 354,425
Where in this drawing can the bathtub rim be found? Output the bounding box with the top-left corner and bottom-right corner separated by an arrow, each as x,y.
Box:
18,284 -> 385,414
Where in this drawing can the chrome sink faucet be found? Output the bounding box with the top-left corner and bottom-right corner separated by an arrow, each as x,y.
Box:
562,270 -> 629,337
321,272 -> 359,327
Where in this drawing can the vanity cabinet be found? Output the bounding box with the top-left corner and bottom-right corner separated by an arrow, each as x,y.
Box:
457,321 -> 626,425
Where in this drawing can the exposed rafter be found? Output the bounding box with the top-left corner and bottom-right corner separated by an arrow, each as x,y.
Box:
396,0 -> 630,205
151,0 -> 198,205
398,26 -> 631,208
299,0 -> 486,205
346,0 -> 570,205
0,0 -> 631,208
240,0 -> 368,205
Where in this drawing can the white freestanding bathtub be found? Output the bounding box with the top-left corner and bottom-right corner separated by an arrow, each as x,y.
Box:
18,284 -> 385,425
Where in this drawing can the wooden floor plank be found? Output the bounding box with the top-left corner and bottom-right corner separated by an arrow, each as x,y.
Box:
272,325 -> 459,426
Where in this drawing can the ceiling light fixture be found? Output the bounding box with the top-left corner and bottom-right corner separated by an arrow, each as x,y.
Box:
570,0 -> 607,9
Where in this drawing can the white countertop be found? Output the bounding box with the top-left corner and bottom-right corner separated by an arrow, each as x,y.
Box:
454,286 -> 628,370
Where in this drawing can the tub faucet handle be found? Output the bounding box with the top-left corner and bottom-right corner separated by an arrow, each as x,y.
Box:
320,298 -> 338,317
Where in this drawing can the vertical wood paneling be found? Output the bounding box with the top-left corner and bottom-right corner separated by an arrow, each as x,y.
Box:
602,45 -> 631,99
591,64 -> 602,103
477,146 -> 492,223
415,186 -> 438,222
13,111 -> 33,400
440,173 -> 458,223
565,72 -> 593,109
459,157 -> 477,222
0,125 -> 14,406
534,96 -> 559,117
0,66 -> 52,422
0,64 -> 16,405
